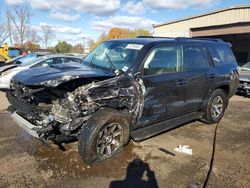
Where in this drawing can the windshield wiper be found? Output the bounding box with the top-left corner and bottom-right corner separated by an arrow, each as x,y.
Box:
105,52 -> 117,74
89,54 -> 96,67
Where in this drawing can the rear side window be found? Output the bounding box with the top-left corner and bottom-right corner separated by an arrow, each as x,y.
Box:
42,57 -> 64,65
212,44 -> 237,65
143,45 -> 183,75
184,45 -> 210,71
65,58 -> 82,64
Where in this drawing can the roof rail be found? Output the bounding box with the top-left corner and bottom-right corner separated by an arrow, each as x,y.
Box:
137,36 -> 223,42
176,37 -> 223,42
137,36 -> 174,39
192,37 -> 223,42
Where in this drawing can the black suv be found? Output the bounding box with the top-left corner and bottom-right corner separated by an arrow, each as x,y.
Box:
7,37 -> 239,164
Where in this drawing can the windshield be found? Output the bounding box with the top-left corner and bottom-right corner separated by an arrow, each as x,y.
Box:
19,56 -> 45,66
83,41 -> 143,72
241,62 -> 250,70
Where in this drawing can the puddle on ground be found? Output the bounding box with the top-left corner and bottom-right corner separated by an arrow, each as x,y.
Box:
0,112 -> 141,179
34,141 -> 139,179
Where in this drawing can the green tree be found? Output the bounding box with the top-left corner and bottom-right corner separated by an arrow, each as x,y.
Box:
54,41 -> 72,53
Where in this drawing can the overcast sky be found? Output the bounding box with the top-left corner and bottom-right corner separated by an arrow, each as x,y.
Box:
2,0 -> 250,45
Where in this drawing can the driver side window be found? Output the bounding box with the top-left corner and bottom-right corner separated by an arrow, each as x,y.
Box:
143,45 -> 183,76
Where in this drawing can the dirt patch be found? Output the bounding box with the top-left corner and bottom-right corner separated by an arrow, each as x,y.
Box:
0,91 -> 8,111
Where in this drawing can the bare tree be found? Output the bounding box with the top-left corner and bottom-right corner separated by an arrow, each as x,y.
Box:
0,8 -> 9,46
6,10 -> 13,46
71,43 -> 84,54
7,6 -> 31,47
26,28 -> 41,43
0,24 -> 9,46
41,25 -> 55,48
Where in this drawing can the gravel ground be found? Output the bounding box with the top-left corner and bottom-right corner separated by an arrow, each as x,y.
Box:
0,91 -> 249,188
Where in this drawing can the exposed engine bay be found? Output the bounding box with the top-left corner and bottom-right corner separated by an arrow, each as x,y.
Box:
7,75 -> 145,143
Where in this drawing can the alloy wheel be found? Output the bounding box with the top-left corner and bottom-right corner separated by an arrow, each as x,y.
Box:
96,123 -> 123,158
211,96 -> 224,119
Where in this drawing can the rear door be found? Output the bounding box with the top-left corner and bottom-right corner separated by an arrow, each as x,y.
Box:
182,44 -> 215,112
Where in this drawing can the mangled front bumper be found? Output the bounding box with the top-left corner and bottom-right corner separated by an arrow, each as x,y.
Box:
237,79 -> 250,95
10,111 -> 42,138
7,91 -> 44,138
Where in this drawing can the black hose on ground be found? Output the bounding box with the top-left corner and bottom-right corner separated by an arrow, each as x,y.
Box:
203,122 -> 220,188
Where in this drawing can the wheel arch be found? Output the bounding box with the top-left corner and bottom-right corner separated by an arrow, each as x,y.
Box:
78,107 -> 132,164
214,84 -> 230,96
201,82 -> 230,112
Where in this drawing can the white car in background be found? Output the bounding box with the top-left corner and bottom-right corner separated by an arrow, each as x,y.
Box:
0,55 -> 83,90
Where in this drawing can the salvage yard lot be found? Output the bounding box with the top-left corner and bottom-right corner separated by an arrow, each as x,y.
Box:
0,91 -> 249,188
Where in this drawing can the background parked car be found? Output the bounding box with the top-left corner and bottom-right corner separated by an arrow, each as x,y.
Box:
0,55 -> 83,90
0,53 -> 40,77
237,62 -> 250,96
8,48 -> 22,58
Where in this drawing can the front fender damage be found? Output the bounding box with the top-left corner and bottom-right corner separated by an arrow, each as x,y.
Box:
8,75 -> 145,142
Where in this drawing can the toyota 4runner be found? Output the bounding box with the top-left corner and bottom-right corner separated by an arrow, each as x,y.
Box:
6,37 -> 239,164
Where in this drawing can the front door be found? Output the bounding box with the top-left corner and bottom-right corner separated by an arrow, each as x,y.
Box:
138,44 -> 187,126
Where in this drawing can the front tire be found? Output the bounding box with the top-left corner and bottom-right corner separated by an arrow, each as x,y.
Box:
78,108 -> 130,165
202,89 -> 228,124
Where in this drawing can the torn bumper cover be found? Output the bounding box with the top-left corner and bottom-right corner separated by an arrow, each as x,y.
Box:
10,111 -> 41,138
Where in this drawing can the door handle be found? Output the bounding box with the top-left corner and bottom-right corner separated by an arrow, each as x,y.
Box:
176,79 -> 188,85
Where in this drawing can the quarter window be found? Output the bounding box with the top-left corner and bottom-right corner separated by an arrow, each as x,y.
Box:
143,45 -> 183,75
212,44 -> 237,65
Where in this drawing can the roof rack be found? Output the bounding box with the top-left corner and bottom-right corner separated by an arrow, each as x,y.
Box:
137,36 -> 223,42
176,37 -> 223,42
136,36 -> 174,39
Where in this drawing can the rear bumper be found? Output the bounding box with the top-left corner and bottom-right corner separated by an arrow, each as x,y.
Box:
10,111 -> 41,138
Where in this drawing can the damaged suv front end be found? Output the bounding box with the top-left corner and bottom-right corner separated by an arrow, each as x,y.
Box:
7,40 -> 145,143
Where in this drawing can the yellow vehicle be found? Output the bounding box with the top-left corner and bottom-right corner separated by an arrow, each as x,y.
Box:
0,43 -> 11,63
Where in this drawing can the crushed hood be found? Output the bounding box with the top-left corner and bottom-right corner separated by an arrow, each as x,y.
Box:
12,63 -> 115,87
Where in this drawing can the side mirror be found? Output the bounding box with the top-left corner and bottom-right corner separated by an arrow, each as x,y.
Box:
42,63 -> 48,67
133,71 -> 142,79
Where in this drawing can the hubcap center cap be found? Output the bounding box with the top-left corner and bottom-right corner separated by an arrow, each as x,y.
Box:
105,135 -> 113,144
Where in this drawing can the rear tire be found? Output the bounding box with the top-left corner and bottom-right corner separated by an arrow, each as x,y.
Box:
201,89 -> 228,124
78,108 -> 130,165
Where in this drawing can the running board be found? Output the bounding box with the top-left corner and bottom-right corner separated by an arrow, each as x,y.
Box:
131,112 -> 203,141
